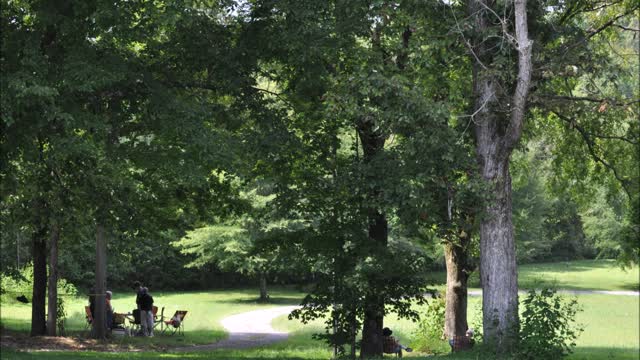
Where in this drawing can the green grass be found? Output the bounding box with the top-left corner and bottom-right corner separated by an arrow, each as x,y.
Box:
1,260 -> 639,359
1,288 -> 302,348
425,259 -> 640,291
271,294 -> 639,359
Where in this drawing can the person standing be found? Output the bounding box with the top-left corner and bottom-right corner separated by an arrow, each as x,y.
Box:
139,287 -> 155,336
132,281 -> 144,335
133,281 -> 143,309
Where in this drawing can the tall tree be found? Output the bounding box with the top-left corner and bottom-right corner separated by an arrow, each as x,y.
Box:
466,0 -> 533,351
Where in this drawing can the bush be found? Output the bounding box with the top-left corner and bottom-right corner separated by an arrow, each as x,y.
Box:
412,292 -> 448,354
518,288 -> 583,360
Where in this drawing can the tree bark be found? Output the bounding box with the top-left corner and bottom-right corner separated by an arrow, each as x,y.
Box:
443,234 -> 470,339
468,0 -> 532,352
259,271 -> 268,301
350,311 -> 357,360
92,222 -> 107,339
46,224 -> 60,336
360,297 -> 384,358
360,213 -> 387,358
357,120 -> 388,359
477,159 -> 518,350
31,226 -> 48,336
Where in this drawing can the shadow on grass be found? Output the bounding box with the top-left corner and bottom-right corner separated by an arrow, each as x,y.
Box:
0,347 -> 328,360
3,346 -> 638,360
213,297 -> 302,306
412,345 -> 640,360
618,282 -> 640,291
1,324 -> 226,350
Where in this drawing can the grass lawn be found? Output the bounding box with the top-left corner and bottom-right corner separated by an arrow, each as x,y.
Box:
270,293 -> 639,360
1,260 -> 638,359
1,288 -> 302,349
425,259 -> 640,291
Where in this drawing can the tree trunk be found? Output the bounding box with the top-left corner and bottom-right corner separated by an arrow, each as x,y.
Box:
478,159 -> 519,350
92,222 -> 107,339
17,233 -> 21,267
350,310 -> 357,360
360,296 -> 384,358
31,227 -> 48,336
468,0 -> 532,352
443,238 -> 470,339
46,224 -> 60,336
357,120 -> 388,359
259,272 -> 268,302
360,212 -> 387,358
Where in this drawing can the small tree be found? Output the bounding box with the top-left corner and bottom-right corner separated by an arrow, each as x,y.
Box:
518,289 -> 583,360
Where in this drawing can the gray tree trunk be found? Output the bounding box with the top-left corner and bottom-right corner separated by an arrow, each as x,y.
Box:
46,224 -> 60,336
468,0 -> 533,352
477,159 -> 519,350
92,222 -> 107,339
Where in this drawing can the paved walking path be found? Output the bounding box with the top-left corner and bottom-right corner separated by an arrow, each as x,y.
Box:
172,306 -> 299,352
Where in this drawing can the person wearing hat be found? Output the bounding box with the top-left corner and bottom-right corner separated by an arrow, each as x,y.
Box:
382,327 -> 413,357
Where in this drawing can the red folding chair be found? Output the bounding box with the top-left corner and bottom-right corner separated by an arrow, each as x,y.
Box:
162,310 -> 187,336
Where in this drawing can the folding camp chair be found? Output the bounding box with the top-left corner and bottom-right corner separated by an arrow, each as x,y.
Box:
130,309 -> 142,335
84,306 -> 93,331
162,310 -> 187,336
153,306 -> 165,331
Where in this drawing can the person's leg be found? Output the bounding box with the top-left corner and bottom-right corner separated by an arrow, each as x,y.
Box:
140,310 -> 149,336
146,311 -> 154,336
399,344 -> 412,352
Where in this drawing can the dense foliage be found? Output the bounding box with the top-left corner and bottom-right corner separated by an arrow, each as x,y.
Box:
518,289 -> 583,360
0,0 -> 637,354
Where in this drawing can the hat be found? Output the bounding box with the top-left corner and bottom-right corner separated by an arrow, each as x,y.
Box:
382,327 -> 393,336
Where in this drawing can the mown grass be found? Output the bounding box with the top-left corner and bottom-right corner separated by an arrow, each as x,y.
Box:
1,288 -> 302,348
425,259 -> 640,291
1,260 -> 639,359
271,293 -> 639,359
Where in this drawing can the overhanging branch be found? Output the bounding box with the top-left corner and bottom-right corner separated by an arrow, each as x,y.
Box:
551,110 -> 633,198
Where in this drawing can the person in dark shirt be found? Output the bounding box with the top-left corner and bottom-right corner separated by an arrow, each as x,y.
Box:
133,281 -> 143,310
139,287 -> 154,336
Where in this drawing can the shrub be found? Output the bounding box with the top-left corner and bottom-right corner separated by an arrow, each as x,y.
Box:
412,292 -> 448,354
518,288 -> 583,360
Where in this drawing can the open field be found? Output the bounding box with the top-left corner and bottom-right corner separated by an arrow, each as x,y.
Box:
1,260 -> 639,359
1,289 -> 302,349
425,259 -> 640,291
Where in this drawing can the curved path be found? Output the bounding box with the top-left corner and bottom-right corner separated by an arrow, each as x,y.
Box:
173,306 -> 299,352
